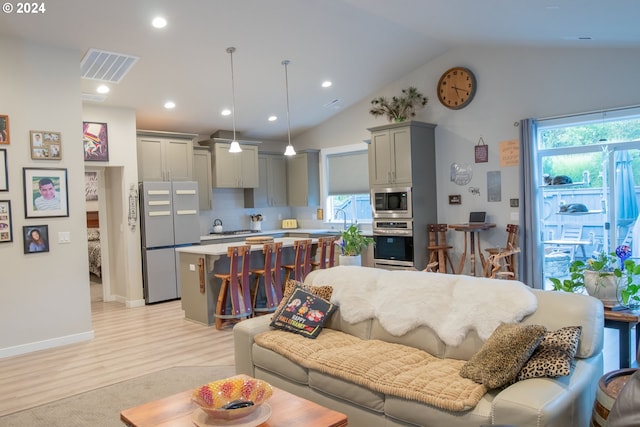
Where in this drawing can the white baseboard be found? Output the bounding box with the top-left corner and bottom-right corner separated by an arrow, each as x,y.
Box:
0,331 -> 94,359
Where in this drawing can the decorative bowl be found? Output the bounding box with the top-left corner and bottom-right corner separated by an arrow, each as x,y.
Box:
191,375 -> 273,421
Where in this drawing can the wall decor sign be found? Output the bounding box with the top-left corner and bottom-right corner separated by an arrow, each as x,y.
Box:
500,139 -> 520,167
0,115 -> 9,144
83,121 -> 109,161
23,167 -> 69,218
448,195 -> 462,205
0,149 -> 7,191
474,136 -> 488,163
23,224 -> 49,254
0,200 -> 12,242
30,131 -> 62,160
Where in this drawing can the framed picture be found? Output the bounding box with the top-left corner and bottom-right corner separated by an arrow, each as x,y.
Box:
0,149 -> 7,191
83,122 -> 109,161
23,224 -> 49,254
85,171 -> 98,201
23,167 -> 69,218
0,200 -> 12,243
30,131 -> 62,160
0,115 -> 9,144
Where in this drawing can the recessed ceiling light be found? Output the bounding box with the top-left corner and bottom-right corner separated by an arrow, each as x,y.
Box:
221,109 -> 231,116
96,85 -> 110,94
152,17 -> 167,28
268,115 -> 277,122
322,81 -> 332,88
164,101 -> 176,109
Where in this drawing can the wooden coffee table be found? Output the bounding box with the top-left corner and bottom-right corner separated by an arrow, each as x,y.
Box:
120,386 -> 348,427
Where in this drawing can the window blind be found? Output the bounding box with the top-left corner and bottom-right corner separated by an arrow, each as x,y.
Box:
327,150 -> 369,195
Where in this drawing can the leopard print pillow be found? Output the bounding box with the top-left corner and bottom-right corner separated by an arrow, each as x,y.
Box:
271,280 -> 333,320
516,326 -> 582,381
460,323 -> 547,389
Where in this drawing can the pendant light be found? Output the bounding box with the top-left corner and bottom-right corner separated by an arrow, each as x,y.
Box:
226,47 -> 242,153
282,59 -> 296,156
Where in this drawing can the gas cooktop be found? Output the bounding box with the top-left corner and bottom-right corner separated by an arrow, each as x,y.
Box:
210,229 -> 260,236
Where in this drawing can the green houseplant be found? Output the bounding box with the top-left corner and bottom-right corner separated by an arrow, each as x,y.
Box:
336,225 -> 374,266
613,245 -> 640,309
369,86 -> 428,123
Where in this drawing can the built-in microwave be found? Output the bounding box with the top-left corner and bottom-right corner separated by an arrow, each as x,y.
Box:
371,187 -> 412,218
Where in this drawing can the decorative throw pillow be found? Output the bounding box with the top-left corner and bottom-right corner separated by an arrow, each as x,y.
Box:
460,323 -> 547,389
271,280 -> 333,319
270,287 -> 338,338
516,326 -> 582,381
87,228 -> 100,241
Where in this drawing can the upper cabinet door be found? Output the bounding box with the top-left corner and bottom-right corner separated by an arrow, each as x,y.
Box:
390,127 -> 412,185
137,137 -> 165,181
137,132 -> 195,182
369,131 -> 393,186
164,138 -> 194,181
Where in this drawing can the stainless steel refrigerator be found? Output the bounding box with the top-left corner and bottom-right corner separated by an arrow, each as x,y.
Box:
140,181 -> 200,303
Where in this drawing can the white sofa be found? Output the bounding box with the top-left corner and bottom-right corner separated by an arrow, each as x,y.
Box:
234,266 -> 604,427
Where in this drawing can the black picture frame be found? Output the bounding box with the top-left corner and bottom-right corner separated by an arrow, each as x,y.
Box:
0,200 -> 12,243
83,121 -> 109,161
0,149 -> 7,191
23,224 -> 49,254
23,167 -> 69,218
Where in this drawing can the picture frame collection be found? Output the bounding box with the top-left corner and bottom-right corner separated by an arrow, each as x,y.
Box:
0,114 -> 109,251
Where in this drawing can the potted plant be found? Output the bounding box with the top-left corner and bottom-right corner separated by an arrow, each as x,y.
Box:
369,86 -> 428,123
613,245 -> 640,309
549,245 -> 640,308
336,224 -> 375,266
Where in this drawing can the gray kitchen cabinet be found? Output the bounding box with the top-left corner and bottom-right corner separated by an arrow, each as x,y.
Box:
137,131 -> 196,182
212,143 -> 259,188
193,147 -> 212,210
368,122 -> 435,187
244,153 -> 287,208
287,150 -> 320,207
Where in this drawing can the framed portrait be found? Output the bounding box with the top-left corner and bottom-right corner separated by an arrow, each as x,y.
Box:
30,130 -> 62,160
23,224 -> 49,254
23,167 -> 69,218
0,149 -> 7,191
0,115 -> 9,144
0,200 -> 12,243
83,121 -> 109,161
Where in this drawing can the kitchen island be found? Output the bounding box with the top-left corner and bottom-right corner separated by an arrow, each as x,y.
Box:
175,237 -> 318,326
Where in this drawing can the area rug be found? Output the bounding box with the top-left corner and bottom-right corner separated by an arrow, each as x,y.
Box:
0,365 -> 236,427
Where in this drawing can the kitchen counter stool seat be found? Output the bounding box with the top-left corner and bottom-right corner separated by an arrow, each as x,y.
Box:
282,239 -> 313,283
311,236 -> 338,270
250,242 -> 284,314
213,245 -> 252,330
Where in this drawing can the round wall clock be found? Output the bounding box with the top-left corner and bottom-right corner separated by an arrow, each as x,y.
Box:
437,67 -> 477,110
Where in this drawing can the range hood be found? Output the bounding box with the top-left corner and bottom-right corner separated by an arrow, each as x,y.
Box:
198,130 -> 261,147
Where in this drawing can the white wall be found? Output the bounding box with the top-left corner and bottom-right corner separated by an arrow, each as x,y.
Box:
0,38 -> 93,357
295,46 -> 640,265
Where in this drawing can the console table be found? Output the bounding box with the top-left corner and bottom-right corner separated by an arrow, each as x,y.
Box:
604,307 -> 640,369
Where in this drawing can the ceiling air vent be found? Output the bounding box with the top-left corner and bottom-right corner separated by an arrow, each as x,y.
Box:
323,98 -> 343,110
80,48 -> 139,83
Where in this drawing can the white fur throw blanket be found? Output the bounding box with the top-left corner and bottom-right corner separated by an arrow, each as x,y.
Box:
305,266 -> 537,346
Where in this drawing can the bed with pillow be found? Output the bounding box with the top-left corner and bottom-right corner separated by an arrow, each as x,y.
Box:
234,266 -> 604,427
86,211 -> 101,277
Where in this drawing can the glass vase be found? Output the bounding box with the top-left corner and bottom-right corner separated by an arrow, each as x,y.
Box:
616,275 -> 640,310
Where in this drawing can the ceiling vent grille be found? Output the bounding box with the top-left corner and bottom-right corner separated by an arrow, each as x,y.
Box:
80,48 -> 139,83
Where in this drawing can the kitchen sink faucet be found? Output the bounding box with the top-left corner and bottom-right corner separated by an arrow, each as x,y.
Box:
335,208 -> 348,230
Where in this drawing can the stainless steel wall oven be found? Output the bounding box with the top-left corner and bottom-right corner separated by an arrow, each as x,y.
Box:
372,219 -> 414,269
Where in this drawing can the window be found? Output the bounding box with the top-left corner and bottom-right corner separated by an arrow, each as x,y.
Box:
533,108 -> 640,289
322,145 -> 372,224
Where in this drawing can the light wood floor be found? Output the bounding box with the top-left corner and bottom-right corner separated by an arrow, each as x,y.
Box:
0,297 -> 235,417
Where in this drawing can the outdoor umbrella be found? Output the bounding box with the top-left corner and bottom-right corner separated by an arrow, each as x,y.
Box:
614,150 -> 639,226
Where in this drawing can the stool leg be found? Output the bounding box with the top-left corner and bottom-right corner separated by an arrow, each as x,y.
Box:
251,273 -> 262,315
215,278 -> 229,330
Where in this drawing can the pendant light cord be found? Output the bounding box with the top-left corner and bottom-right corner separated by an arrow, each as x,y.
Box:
283,60 -> 292,146
227,47 -> 237,142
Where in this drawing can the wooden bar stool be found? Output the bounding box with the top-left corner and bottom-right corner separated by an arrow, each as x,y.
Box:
282,239 -> 313,283
426,224 -> 454,273
311,236 -> 337,270
484,224 -> 519,278
213,245 -> 252,330
250,242 -> 284,315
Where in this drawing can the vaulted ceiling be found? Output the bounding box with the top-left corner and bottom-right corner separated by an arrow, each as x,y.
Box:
1,0 -> 639,140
